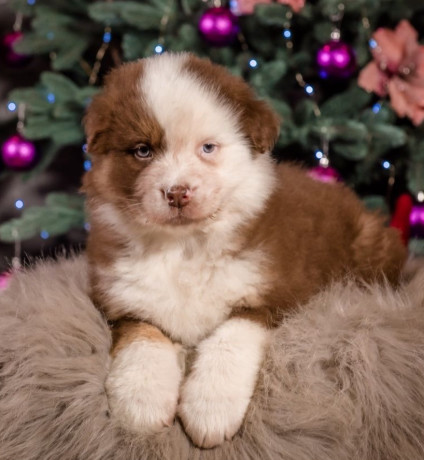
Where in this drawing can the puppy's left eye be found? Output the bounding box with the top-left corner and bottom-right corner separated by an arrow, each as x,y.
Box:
202,143 -> 216,154
132,144 -> 152,159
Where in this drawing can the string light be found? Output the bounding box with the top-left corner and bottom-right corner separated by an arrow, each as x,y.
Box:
372,103 -> 381,113
248,59 -> 258,68
382,160 -> 391,169
40,230 -> 50,239
319,156 -> 329,167
7,101 -> 17,112
103,30 -> 112,44
305,84 -> 314,95
154,44 -> 164,54
88,26 -> 112,85
418,191 -> 424,203
14,200 -> 24,209
27,0 -> 36,4
315,150 -> 324,159
282,10 -> 293,49
283,29 -> 292,39
47,93 -> 55,103
84,159 -> 92,171
369,38 -> 377,49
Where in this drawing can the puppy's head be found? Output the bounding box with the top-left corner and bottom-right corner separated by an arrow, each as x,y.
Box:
83,53 -> 280,231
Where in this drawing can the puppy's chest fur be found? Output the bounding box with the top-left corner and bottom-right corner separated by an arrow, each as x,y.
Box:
102,243 -> 265,346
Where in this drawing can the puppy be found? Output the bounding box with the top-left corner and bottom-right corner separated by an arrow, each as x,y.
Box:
82,52 -> 406,448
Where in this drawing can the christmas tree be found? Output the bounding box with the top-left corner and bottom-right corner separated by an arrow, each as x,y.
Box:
1,0 -> 424,272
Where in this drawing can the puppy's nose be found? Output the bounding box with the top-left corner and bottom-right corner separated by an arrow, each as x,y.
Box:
166,185 -> 191,208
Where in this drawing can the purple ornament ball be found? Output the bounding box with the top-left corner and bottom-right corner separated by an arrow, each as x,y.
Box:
0,271 -> 12,291
1,31 -> 30,65
316,40 -> 356,79
410,203 -> 424,239
308,165 -> 341,183
198,7 -> 239,46
1,134 -> 36,170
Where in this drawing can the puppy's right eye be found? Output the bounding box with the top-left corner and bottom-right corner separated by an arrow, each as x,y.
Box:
132,144 -> 152,160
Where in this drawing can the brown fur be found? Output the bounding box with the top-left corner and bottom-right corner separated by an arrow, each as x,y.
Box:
235,164 -> 407,325
111,320 -> 170,357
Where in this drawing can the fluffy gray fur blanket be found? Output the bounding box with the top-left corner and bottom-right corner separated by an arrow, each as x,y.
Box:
1,256 -> 424,460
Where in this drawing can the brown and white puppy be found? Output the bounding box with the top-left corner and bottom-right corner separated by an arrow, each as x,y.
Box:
83,52 -> 406,448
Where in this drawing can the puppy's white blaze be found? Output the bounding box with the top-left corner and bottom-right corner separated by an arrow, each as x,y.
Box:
179,318 -> 269,447
105,340 -> 182,433
140,53 -> 242,148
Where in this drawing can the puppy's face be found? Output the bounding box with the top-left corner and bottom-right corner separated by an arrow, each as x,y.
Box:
83,53 -> 280,230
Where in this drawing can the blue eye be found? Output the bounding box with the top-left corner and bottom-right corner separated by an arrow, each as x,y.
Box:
133,144 -> 152,159
202,143 -> 216,154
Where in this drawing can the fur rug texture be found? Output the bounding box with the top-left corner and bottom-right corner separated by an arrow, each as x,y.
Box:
1,256 -> 424,460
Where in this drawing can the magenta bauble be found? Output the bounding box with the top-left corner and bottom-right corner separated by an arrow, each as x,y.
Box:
0,272 -> 12,291
410,203 -> 424,239
198,7 -> 239,46
1,134 -> 37,170
1,31 -> 30,65
308,165 -> 341,183
316,40 -> 356,79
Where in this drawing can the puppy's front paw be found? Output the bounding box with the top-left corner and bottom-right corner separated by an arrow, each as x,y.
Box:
106,340 -> 182,435
179,373 -> 250,448
178,318 -> 268,448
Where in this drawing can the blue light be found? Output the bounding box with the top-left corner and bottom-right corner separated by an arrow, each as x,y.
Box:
82,143 -> 88,153
103,31 -> 112,43
283,29 -> 292,39
249,59 -> 258,68
154,44 -> 164,54
372,103 -> 381,113
15,200 -> 24,209
369,39 -> 377,49
315,150 -> 323,159
47,93 -> 55,103
40,230 -> 50,239
27,0 -> 36,4
84,160 -> 92,171
305,85 -> 314,95
84,222 -> 91,231
382,161 -> 391,169
46,32 -> 54,40
7,101 -> 17,112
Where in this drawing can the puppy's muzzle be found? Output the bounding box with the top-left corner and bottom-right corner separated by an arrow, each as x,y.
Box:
165,185 -> 191,209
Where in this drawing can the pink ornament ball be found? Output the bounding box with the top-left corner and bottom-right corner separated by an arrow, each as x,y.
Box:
1,31 -> 29,65
0,272 -> 12,291
198,7 -> 239,46
316,40 -> 356,79
308,165 -> 341,183
410,203 -> 424,239
1,134 -> 36,170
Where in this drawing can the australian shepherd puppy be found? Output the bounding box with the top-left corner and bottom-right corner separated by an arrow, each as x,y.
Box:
82,52 -> 406,448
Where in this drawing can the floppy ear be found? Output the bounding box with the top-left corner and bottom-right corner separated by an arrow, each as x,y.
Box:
83,94 -> 109,156
240,99 -> 281,154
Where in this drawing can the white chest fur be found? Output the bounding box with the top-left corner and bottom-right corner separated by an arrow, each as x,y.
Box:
106,242 -> 265,346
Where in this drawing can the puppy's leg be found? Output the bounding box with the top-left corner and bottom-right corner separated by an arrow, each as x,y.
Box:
106,319 -> 183,434
178,310 -> 269,448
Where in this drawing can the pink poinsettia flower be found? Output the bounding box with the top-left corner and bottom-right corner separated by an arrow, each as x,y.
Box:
232,0 -> 305,15
358,20 -> 424,126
